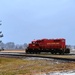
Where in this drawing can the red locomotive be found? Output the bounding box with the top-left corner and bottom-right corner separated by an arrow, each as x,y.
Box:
26,38 -> 70,54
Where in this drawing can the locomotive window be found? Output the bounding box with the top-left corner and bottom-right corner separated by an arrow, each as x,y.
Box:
32,42 -> 36,44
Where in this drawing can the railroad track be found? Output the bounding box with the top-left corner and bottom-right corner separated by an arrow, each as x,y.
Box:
0,53 -> 75,61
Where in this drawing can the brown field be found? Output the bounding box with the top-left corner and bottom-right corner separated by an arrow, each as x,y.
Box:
1,49 -> 25,53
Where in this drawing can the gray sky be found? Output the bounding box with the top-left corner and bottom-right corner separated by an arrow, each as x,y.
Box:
0,0 -> 75,45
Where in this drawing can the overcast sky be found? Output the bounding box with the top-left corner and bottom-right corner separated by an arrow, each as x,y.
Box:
0,0 -> 75,45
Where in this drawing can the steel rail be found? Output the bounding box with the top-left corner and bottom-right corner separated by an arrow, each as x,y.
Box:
0,53 -> 75,61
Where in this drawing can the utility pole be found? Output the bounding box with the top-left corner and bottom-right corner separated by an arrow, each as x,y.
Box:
0,21 -> 4,51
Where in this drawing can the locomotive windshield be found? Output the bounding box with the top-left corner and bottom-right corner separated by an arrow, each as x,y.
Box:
32,41 -> 36,44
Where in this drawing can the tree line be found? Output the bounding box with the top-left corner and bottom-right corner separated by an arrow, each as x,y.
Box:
0,42 -> 28,50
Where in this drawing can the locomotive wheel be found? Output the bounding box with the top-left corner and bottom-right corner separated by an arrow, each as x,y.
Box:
65,48 -> 70,53
37,52 -> 40,54
54,52 -> 57,54
51,52 -> 54,54
59,51 -> 64,55
26,51 -> 30,54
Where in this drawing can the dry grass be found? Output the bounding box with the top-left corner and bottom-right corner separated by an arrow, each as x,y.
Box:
1,50 -> 75,75
0,57 -> 75,75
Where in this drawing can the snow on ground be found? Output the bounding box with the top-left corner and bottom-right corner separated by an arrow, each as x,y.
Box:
24,57 -> 70,63
47,71 -> 75,75
36,71 -> 75,75
24,57 -> 54,60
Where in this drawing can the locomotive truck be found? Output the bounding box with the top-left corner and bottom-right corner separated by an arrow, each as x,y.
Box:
26,38 -> 70,54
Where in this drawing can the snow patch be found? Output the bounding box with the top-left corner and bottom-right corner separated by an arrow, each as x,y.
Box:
38,71 -> 75,75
